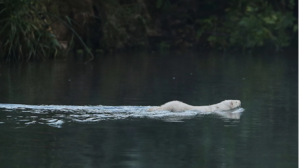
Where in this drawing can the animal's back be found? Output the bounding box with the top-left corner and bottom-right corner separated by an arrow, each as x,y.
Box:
148,100 -> 241,112
160,101 -> 192,112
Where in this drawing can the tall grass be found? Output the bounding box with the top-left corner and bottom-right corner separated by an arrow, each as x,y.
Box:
0,0 -> 93,61
0,0 -> 62,61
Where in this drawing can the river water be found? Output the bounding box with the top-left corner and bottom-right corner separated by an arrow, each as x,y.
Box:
0,51 -> 297,168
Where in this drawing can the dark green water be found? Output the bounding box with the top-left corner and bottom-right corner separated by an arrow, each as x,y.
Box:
0,51 -> 298,168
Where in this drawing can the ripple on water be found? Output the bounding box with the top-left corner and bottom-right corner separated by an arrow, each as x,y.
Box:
0,104 -> 244,128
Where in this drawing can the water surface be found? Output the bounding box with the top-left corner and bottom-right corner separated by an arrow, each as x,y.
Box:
0,51 -> 297,168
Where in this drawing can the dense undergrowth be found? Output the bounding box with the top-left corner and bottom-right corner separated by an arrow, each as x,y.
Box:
0,0 -> 297,61
0,0 -> 61,61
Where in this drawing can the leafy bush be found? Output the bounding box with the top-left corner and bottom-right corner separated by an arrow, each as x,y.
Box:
195,0 -> 297,49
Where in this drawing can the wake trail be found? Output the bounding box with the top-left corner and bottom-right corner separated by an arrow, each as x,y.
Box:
0,103 -> 244,128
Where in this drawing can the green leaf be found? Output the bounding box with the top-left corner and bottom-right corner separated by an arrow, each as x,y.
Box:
52,38 -> 61,48
263,17 -> 275,24
65,15 -> 72,25
246,6 -> 252,12
207,36 -> 216,42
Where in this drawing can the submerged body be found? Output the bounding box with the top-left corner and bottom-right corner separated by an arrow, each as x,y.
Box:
148,100 -> 241,112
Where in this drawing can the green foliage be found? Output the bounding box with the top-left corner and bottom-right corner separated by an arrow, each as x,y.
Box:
0,0 -> 296,60
94,0 -> 154,51
0,0 -> 61,61
195,0 -> 297,49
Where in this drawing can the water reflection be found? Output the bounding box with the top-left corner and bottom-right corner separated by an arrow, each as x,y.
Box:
213,109 -> 243,119
0,51 -> 297,168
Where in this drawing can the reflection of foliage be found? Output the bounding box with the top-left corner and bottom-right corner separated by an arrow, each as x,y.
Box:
195,0 -> 297,49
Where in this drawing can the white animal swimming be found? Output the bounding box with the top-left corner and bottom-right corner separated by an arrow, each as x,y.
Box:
148,100 -> 241,112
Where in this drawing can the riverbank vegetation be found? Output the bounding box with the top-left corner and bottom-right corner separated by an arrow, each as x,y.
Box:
0,0 -> 297,61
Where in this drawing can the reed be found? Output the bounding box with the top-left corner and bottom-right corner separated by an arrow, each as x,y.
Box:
0,0 -> 93,61
0,0 -> 55,61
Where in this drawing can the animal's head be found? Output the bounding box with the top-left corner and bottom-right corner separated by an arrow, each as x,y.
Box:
222,100 -> 241,110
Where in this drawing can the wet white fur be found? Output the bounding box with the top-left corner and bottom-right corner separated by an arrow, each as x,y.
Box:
148,100 -> 241,112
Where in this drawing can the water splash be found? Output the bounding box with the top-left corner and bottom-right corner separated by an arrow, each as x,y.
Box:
0,104 -> 244,128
